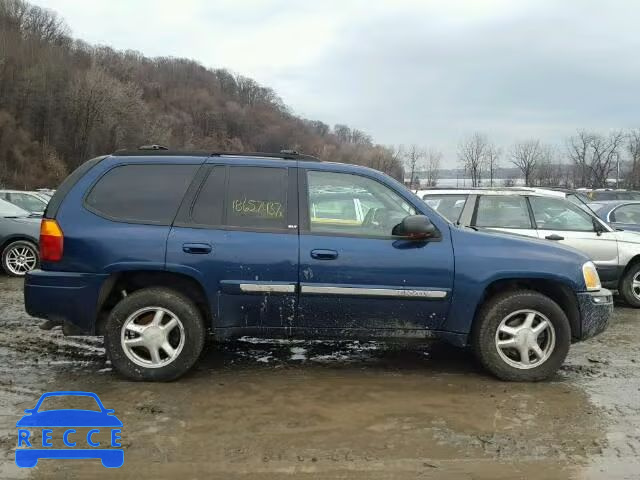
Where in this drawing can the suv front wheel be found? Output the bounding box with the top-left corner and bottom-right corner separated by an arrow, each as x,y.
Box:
104,288 -> 206,381
472,290 -> 571,381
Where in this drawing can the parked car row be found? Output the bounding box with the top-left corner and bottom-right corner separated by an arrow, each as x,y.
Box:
419,187 -> 640,307
578,188 -> 640,201
588,200 -> 640,232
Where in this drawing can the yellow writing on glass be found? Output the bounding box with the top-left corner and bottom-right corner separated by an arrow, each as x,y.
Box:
232,198 -> 284,218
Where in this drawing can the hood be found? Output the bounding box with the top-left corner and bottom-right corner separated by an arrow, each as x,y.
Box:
459,226 -> 590,259
452,226 -> 590,291
614,229 -> 640,244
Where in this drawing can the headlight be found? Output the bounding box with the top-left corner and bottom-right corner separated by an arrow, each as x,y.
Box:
582,261 -> 601,291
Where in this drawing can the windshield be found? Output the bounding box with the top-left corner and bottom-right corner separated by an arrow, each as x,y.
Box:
7,193 -> 46,212
0,198 -> 30,217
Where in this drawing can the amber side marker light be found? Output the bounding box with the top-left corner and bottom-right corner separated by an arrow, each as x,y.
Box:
40,219 -> 63,262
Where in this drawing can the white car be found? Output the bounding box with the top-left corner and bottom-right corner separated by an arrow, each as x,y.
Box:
421,188 -> 640,307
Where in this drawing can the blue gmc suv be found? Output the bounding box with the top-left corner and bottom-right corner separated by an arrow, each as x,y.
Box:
24,149 -> 613,381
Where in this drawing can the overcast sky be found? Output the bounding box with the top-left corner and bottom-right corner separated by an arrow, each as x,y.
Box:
40,0 -> 640,167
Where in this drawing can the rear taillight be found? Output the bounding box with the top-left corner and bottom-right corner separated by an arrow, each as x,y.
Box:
40,219 -> 64,262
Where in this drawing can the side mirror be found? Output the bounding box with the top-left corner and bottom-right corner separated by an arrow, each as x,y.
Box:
393,215 -> 437,239
593,218 -> 605,235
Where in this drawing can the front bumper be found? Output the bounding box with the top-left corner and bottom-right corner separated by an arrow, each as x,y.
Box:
576,288 -> 613,340
24,270 -> 108,335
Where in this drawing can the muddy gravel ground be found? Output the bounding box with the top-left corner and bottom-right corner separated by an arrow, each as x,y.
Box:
0,277 -> 639,479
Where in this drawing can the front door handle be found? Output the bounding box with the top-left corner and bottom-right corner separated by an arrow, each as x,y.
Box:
545,234 -> 564,241
183,243 -> 212,254
310,249 -> 338,260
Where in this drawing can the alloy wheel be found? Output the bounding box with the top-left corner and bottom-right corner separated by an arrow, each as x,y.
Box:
632,271 -> 640,301
120,307 -> 186,368
494,309 -> 556,370
4,245 -> 38,275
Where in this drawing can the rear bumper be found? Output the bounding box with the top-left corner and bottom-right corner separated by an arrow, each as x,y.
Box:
576,288 -> 613,340
24,270 -> 108,334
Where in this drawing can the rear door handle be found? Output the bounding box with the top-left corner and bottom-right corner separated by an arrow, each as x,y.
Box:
183,243 -> 212,254
310,249 -> 338,260
545,234 -> 564,241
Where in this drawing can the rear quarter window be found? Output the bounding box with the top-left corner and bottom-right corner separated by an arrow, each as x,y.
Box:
423,194 -> 468,222
45,155 -> 107,218
85,164 -> 198,224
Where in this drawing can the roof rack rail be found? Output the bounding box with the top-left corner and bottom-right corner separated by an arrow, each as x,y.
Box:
112,148 -> 321,161
138,144 -> 169,150
209,151 -> 320,162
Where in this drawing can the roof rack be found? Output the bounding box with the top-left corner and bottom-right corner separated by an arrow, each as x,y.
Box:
138,144 -> 169,150
112,148 -> 320,162
210,150 -> 320,161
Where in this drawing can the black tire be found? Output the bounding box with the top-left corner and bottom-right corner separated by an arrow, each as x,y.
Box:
619,263 -> 640,308
471,290 -> 571,382
104,287 -> 206,381
1,240 -> 39,277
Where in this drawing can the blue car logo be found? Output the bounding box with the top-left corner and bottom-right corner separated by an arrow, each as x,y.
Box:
15,391 -> 123,468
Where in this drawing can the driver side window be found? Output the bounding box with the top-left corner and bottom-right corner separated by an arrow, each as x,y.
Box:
306,170 -> 415,236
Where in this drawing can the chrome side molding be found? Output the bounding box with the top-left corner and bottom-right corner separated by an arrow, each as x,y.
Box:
300,285 -> 448,299
238,283 -> 296,294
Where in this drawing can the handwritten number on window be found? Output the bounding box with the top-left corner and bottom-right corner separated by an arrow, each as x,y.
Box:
232,198 -> 284,219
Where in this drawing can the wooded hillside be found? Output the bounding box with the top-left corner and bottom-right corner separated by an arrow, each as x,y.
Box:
0,0 -> 403,188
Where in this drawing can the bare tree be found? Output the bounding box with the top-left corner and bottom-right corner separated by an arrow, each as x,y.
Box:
486,145 -> 500,187
404,144 -> 425,190
627,130 -> 640,189
510,140 -> 543,186
566,130 -> 624,188
566,130 -> 592,187
458,133 -> 489,187
590,132 -> 624,187
424,149 -> 442,187
334,124 -> 351,144
531,145 -> 558,186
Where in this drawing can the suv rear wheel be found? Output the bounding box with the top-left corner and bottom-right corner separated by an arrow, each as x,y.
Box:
472,290 -> 571,381
2,240 -> 39,277
104,287 -> 206,381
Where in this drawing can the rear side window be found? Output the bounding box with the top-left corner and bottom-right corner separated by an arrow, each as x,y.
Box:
45,155 -> 106,219
85,164 -> 198,224
475,195 -> 532,229
226,167 -> 287,229
423,194 -> 468,222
